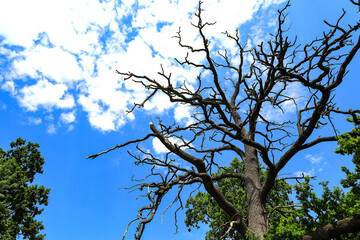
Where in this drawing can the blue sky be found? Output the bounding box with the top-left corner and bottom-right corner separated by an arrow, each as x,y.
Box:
0,0 -> 359,239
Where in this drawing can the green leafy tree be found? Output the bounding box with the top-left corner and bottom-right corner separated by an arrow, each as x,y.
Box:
185,116 -> 360,239
185,158 -> 294,240
266,178 -> 360,240
0,138 -> 50,240
267,116 -> 360,240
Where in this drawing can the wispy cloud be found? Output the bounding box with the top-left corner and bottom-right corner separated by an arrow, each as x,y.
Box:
28,117 -> 42,125
305,154 -> 323,165
293,154 -> 325,177
294,168 -> 315,177
0,102 -> 6,110
60,111 -> 76,124
47,124 -> 57,135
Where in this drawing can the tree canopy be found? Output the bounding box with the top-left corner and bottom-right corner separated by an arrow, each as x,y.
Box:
89,1 -> 360,239
185,157 -> 293,239
0,138 -> 50,240
185,116 -> 360,239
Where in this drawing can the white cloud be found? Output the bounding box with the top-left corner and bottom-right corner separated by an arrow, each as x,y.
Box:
78,95 -> 114,131
294,168 -> 315,177
144,92 -> 174,113
0,0 -> 115,49
260,82 -> 306,122
0,0 -> 284,131
45,114 -> 54,122
67,125 -> 74,132
78,94 -> 132,131
152,138 -> 169,154
13,46 -> 82,84
60,111 -> 76,124
18,79 -> 75,111
28,117 -> 42,125
1,81 -> 16,95
262,0 -> 286,9
174,104 -> 195,126
152,136 -> 192,155
305,154 -> 323,165
47,124 -> 57,134
88,111 -> 120,131
294,154 -> 325,177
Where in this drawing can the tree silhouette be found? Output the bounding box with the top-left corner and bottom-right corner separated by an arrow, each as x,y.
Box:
89,1 -> 360,239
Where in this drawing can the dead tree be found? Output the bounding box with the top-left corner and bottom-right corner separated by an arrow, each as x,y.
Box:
88,1 -> 360,239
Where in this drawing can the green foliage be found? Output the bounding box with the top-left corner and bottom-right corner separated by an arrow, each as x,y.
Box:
265,177 -> 360,239
185,158 -> 293,239
186,116 -> 360,239
335,116 -> 360,195
0,138 -> 50,240
185,158 -> 247,239
266,115 -> 360,239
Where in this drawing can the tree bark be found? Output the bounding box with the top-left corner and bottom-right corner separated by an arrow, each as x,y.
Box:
244,145 -> 267,239
302,215 -> 360,240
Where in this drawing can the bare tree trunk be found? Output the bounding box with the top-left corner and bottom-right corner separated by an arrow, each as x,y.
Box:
244,145 -> 267,239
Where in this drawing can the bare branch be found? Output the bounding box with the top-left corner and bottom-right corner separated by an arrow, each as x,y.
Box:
87,132 -> 155,159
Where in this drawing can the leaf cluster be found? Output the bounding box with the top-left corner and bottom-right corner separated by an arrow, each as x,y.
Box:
267,116 -> 360,239
0,138 -> 50,240
185,158 -> 293,239
186,116 -> 360,239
